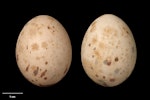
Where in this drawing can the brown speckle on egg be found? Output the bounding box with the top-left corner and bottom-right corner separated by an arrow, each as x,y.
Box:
26,64 -> 30,72
31,43 -> 39,50
52,26 -> 55,32
40,69 -> 47,78
33,67 -> 39,76
103,76 -> 106,79
90,67 -> 93,70
114,57 -> 119,62
88,43 -> 91,47
63,67 -> 68,74
44,77 -> 47,80
110,78 -> 115,82
122,26 -> 129,34
45,61 -> 48,65
95,74 -> 99,77
47,26 -> 50,29
103,59 -> 111,66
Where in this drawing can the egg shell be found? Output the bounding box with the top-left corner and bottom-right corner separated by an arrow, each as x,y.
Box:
16,15 -> 72,87
81,14 -> 137,87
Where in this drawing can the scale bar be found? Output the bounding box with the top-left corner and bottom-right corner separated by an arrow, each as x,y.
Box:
2,92 -> 23,94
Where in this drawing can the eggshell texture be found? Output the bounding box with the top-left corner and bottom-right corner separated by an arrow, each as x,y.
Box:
16,15 -> 72,87
81,14 -> 137,87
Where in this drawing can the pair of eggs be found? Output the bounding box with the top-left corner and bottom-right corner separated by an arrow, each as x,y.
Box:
16,14 -> 137,87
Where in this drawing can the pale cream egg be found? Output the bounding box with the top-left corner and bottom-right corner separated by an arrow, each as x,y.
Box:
16,15 -> 72,87
81,14 -> 137,87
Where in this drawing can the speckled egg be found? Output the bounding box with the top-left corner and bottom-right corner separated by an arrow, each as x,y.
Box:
16,15 -> 72,87
81,14 -> 137,87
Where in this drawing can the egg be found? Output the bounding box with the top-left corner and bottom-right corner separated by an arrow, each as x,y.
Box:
16,15 -> 72,87
81,14 -> 137,87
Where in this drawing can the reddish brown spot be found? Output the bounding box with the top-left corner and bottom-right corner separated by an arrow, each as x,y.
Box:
104,59 -> 111,66
95,74 -> 99,77
45,61 -> 48,65
115,57 -> 119,62
107,61 -> 111,65
110,78 -> 115,82
91,67 -> 93,70
44,77 -> 47,80
88,43 -> 91,47
103,76 -> 106,79
31,43 -> 39,50
33,67 -> 39,76
47,26 -> 50,29
26,64 -> 30,72
64,67 -> 68,74
40,69 -> 47,78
